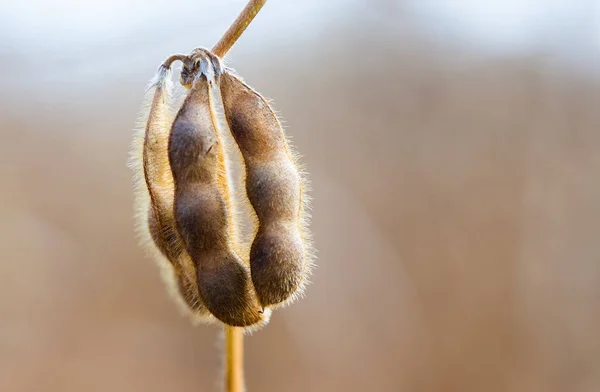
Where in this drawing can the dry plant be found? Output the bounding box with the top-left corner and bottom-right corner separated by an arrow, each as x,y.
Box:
129,1 -> 314,391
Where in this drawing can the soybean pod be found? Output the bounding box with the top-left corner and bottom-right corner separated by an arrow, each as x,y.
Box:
169,56 -> 266,327
131,56 -> 211,320
220,68 -> 312,308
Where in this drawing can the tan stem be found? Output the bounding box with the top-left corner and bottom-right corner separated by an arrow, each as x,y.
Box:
215,3 -> 268,391
225,326 -> 245,392
212,0 -> 268,58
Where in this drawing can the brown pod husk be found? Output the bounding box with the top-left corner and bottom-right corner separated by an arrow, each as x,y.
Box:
219,68 -> 313,308
130,61 -> 211,321
169,56 -> 267,327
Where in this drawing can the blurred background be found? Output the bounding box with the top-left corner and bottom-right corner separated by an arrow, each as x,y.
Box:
1,1 -> 599,391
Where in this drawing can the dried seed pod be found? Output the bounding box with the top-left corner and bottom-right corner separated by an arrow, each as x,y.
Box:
130,56 -> 212,321
219,67 -> 313,308
169,55 -> 267,327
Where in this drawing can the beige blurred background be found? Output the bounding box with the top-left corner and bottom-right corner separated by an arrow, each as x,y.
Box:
1,1 -> 599,391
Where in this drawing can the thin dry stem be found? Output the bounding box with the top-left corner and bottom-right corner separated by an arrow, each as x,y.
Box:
213,2 -> 270,391
225,326 -> 245,392
214,4 -> 268,390
162,54 -> 188,68
212,0 -> 267,58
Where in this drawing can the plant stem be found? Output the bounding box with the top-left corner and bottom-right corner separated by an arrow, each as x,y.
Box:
225,326 -> 245,392
212,0 -> 268,58
213,2 -> 268,391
